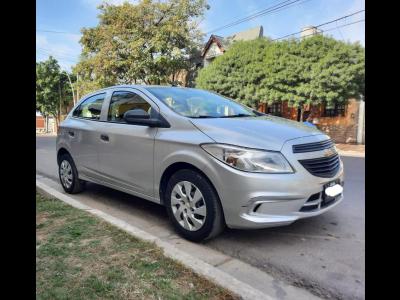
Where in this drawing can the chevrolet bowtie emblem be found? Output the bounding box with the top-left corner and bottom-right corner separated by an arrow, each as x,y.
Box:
324,147 -> 337,157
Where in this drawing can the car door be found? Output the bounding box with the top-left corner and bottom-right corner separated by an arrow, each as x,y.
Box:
66,92 -> 108,180
95,88 -> 158,198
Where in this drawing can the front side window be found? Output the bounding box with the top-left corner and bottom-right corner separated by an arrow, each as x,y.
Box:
108,91 -> 152,123
73,93 -> 105,120
146,87 -> 256,118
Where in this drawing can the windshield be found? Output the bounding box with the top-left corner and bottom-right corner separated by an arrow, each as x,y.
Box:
146,87 -> 257,118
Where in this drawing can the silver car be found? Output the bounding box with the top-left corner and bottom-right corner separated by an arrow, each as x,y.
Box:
57,85 -> 344,241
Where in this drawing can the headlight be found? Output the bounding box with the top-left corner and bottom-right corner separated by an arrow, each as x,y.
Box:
201,144 -> 294,173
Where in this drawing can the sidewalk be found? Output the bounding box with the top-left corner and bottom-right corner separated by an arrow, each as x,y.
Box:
336,143 -> 365,158
36,132 -> 57,137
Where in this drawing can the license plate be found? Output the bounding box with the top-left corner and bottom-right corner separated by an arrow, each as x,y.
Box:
322,180 -> 342,206
324,184 -> 343,197
324,179 -> 340,188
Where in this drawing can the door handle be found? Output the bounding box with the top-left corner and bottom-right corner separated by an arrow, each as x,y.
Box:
100,134 -> 109,142
68,131 -> 75,137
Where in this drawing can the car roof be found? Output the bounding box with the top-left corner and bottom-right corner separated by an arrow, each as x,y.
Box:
95,85 -> 193,92
78,85 -> 199,104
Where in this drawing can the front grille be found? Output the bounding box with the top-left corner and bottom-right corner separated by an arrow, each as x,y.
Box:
299,191 -> 340,212
292,139 -> 334,153
298,154 -> 340,178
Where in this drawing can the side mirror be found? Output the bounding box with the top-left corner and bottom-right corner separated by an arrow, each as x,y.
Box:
88,104 -> 101,115
123,109 -> 168,127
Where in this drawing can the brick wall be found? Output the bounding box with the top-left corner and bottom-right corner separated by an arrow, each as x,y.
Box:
36,116 -> 45,128
258,99 -> 361,144
313,99 -> 360,144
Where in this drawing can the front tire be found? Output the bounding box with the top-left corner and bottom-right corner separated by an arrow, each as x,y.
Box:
58,153 -> 86,194
165,169 -> 225,242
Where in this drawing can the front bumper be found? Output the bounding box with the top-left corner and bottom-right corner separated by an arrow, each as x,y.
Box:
236,185 -> 344,229
201,135 -> 344,229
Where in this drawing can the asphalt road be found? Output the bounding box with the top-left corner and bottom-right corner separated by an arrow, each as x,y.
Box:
36,136 -> 365,300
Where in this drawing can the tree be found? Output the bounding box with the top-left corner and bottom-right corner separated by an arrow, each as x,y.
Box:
196,35 -> 365,119
195,38 -> 272,108
261,36 -> 365,118
36,56 -> 73,130
74,0 -> 208,94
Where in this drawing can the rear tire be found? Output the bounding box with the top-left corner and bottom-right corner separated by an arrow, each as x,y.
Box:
58,153 -> 86,194
165,169 -> 225,242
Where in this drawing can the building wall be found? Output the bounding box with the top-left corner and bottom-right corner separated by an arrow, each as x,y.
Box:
36,116 -> 45,128
204,42 -> 223,67
314,99 -> 360,144
258,99 -> 361,144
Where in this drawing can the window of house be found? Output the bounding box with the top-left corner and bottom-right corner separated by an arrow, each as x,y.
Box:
108,91 -> 152,123
72,93 -> 105,120
267,102 -> 282,116
323,103 -> 346,117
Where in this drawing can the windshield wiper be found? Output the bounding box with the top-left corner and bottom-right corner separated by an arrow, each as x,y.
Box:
220,114 -> 254,118
191,115 -> 218,118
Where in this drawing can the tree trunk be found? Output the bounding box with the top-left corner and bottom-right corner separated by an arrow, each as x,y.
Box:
54,116 -> 60,133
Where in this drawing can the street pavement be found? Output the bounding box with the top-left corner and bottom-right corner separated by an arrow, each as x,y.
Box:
36,136 -> 365,300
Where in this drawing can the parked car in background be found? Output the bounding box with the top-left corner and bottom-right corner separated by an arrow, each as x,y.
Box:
56,86 -> 344,241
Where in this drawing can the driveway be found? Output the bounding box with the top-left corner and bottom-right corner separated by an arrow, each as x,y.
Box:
36,136 -> 365,300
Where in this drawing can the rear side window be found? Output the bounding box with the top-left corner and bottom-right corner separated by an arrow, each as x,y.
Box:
73,93 -> 106,120
108,91 -> 152,123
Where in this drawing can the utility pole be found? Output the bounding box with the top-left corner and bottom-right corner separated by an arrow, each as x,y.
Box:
64,71 -> 76,106
58,80 -> 62,133
76,73 -> 79,102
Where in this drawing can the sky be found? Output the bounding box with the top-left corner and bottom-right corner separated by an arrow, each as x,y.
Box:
36,0 -> 365,71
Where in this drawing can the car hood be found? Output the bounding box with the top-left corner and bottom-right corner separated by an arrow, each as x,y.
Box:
190,115 -> 326,151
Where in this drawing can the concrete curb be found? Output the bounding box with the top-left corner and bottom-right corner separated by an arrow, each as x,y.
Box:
36,180 -> 273,300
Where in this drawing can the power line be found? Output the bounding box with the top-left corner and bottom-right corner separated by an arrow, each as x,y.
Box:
314,19 -> 364,37
206,0 -> 309,34
206,0 -> 300,34
37,47 -> 79,60
37,29 -> 80,35
274,19 -> 365,41
36,49 -> 79,64
272,9 -> 365,41
208,0 -> 284,26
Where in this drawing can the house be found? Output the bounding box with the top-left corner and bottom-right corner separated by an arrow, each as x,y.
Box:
171,26 -> 264,87
201,26 -> 264,66
300,25 -> 323,39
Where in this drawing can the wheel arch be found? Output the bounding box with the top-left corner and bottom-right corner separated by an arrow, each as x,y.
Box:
57,147 -> 71,165
159,162 -> 223,214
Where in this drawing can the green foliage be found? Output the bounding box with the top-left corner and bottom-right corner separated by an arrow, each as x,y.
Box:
196,35 -> 365,109
74,0 -> 208,94
196,38 -> 271,108
36,57 -> 73,125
